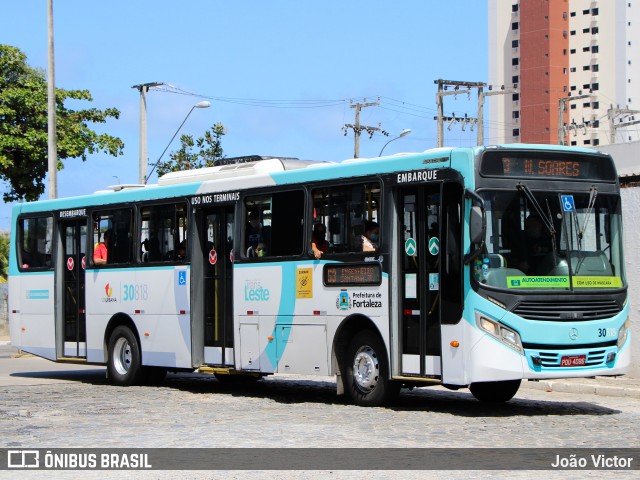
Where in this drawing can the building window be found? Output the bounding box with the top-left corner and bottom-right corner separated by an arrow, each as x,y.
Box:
563,12 -> 567,20
512,129 -> 520,137
584,140 -> 591,145
592,27 -> 599,34
512,111 -> 520,119
512,4 -> 518,12
570,30 -> 576,35
583,28 -> 590,33
512,39 -> 519,48
583,65 -> 590,71
592,8 -> 599,15
593,119 -> 600,127
594,139 -> 600,146
571,85 -> 577,91
583,9 -> 589,14
571,104 -> 577,110
571,11 -> 576,17
570,67 -> 576,72
571,141 -> 577,146
592,64 -> 599,72
512,93 -> 519,101
512,22 -> 519,30
570,48 -> 576,54
592,45 -> 599,53
583,102 -> 591,108
583,47 -> 590,53
592,83 -> 599,91
512,75 -> 519,83
512,57 -> 519,66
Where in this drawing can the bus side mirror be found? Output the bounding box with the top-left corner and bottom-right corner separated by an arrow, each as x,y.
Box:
469,206 -> 484,244
464,189 -> 486,264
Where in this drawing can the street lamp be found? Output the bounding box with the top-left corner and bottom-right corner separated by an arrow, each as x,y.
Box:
379,128 -> 412,156
145,101 -> 211,184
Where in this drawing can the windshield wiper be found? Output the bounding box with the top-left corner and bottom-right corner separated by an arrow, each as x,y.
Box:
516,184 -> 555,236
573,186 -> 598,250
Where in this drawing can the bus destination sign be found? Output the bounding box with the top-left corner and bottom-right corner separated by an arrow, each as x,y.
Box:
480,151 -> 617,181
324,263 -> 382,287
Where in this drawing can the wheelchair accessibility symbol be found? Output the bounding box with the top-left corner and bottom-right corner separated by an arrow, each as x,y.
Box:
178,271 -> 187,286
561,195 -> 575,212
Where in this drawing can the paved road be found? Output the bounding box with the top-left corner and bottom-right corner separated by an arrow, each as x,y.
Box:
0,345 -> 638,479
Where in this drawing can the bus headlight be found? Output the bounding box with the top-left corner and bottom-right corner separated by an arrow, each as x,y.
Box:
617,319 -> 630,349
477,315 -> 523,354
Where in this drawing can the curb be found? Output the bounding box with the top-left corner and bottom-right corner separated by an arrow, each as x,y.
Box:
522,378 -> 640,398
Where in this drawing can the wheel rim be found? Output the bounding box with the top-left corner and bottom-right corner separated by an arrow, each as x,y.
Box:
113,337 -> 132,376
352,345 -> 379,393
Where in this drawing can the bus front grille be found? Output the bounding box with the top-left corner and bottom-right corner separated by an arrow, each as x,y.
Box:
533,349 -> 607,368
513,299 -> 621,321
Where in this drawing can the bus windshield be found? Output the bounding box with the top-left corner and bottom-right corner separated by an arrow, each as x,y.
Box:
474,188 -> 625,291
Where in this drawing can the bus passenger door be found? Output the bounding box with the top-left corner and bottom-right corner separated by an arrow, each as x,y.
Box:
199,207 -> 235,366
398,185 -> 443,377
59,220 -> 87,358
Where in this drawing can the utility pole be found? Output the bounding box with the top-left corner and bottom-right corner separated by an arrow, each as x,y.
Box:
434,79 -> 485,147
607,105 -> 640,144
477,87 -> 518,145
132,82 -> 164,183
558,94 -> 591,145
343,98 -> 384,158
47,0 -> 57,199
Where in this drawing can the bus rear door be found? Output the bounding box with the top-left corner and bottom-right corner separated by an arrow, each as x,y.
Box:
58,218 -> 88,358
192,205 -> 235,366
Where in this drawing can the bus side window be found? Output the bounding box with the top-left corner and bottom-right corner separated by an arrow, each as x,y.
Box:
310,182 -> 380,254
92,208 -> 133,265
139,203 -> 188,264
19,216 -> 53,269
244,190 -> 304,258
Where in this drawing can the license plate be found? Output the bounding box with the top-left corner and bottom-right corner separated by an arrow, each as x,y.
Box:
560,355 -> 586,367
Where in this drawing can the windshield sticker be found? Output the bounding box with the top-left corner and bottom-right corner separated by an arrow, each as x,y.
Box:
573,276 -> 622,288
507,276 -> 569,288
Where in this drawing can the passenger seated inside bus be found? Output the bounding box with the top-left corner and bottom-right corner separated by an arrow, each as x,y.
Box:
361,221 -> 379,252
93,229 -> 114,265
311,223 -> 329,259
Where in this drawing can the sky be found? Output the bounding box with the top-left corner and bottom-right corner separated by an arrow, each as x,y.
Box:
0,0 -> 489,230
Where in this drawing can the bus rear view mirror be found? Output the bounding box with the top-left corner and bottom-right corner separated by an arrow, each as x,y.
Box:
469,206 -> 484,244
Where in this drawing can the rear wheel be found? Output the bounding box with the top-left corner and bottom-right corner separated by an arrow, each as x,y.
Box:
344,330 -> 400,407
469,380 -> 521,402
107,326 -> 142,386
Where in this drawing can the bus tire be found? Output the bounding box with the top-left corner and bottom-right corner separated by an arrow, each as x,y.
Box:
107,326 -> 142,386
344,330 -> 400,407
469,379 -> 521,402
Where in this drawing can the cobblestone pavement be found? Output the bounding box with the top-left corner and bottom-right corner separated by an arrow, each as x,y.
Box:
0,346 -> 638,479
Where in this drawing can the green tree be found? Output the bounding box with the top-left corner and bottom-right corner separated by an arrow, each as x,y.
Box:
154,123 -> 226,178
0,234 -> 8,282
0,44 -> 124,202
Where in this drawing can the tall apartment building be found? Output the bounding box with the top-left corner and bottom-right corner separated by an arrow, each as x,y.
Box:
488,0 -> 640,147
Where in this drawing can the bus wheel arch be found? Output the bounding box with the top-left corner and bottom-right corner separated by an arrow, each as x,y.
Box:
333,315 -> 399,407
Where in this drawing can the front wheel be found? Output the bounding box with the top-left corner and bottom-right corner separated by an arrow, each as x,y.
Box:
107,326 -> 142,386
469,379 -> 521,402
344,330 -> 400,407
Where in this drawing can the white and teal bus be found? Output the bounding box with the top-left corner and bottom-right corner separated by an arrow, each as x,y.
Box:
8,145 -> 630,406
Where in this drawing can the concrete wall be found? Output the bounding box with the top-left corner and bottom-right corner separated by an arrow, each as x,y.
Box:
621,186 -> 639,377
